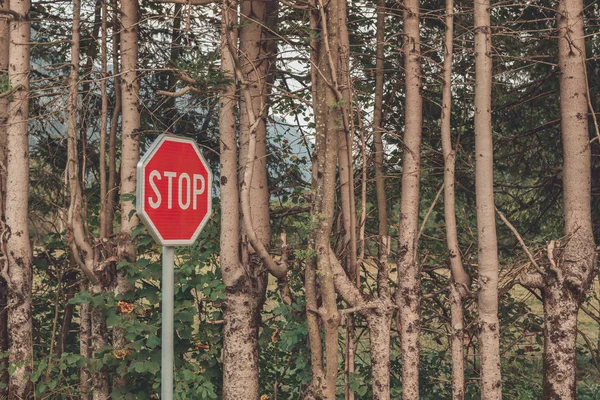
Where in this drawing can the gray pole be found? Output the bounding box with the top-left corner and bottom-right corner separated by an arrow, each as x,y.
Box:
162,246 -> 174,399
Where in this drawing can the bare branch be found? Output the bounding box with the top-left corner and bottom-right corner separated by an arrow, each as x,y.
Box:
495,206 -> 545,277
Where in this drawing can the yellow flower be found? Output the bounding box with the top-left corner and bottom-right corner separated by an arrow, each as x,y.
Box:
114,349 -> 128,360
118,301 -> 135,314
260,395 -> 270,400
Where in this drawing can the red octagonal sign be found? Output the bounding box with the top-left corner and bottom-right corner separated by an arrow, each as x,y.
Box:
136,134 -> 213,246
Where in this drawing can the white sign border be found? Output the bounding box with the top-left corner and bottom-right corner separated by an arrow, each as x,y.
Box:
136,134 -> 213,246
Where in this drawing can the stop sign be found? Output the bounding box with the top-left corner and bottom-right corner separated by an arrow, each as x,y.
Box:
136,134 -> 213,246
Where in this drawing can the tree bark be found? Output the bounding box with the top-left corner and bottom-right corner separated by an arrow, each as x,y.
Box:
4,0 -> 34,397
80,302 -> 92,400
449,284 -> 465,400
66,2 -> 111,397
220,0 -> 280,397
306,2 -> 326,397
0,1 -> 9,395
91,284 -> 110,400
57,271 -> 78,357
220,1 -> 260,398
164,3 -> 182,129
441,0 -> 469,397
334,4 -> 357,398
106,0 -> 121,237
366,312 -> 392,400
99,0 -> 109,239
308,0 -> 344,396
114,0 -> 140,389
395,0 -> 423,397
474,0 -> 502,395
373,0 -> 389,299
542,0 -> 598,397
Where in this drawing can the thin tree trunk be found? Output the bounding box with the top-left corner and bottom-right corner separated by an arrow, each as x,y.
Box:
366,312 -> 392,400
79,0 -> 102,197
449,284 -> 465,399
218,2 -> 249,396
114,0 -> 140,389
306,1 -> 326,396
373,0 -> 389,297
67,3 -> 110,397
542,0 -> 598,397
473,0 -> 502,394
0,281 -> 7,400
219,0 -> 245,394
441,0 -> 469,397
164,3 -> 182,129
335,4 -> 357,398
308,0 -> 344,396
80,302 -> 92,400
106,0 -> 121,237
57,272 -> 78,357
0,1 -> 9,395
91,284 -> 110,400
395,0 -> 423,397
4,0 -> 33,397
99,0 -> 109,239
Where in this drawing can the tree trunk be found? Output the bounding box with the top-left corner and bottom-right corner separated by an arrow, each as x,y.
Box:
4,0 -> 34,397
306,2 -> 326,397
80,302 -> 92,400
373,0 -> 389,299
57,271 -> 78,357
308,0 -> 343,396
449,285 -> 465,399
222,279 -> 266,400
334,4 -> 357,398
396,0 -> 423,397
542,0 -> 598,397
0,1 -> 9,395
441,0 -> 469,397
366,312 -> 392,400
91,284 -> 110,400
99,0 -> 109,239
473,0 -> 502,394
106,0 -> 122,237
164,3 -> 182,129
219,0 -> 279,397
114,0 -> 140,389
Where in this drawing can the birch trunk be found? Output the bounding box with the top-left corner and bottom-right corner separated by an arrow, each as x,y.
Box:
306,2 -> 326,396
449,285 -> 465,399
542,0 -> 598,397
396,0 -> 423,397
218,0 -> 279,397
106,0 -> 121,236
334,5 -> 357,397
79,302 -> 92,400
4,0 -> 33,397
219,0 -> 247,394
308,0 -> 343,396
366,312 -> 392,400
0,1 -> 9,394
474,0 -> 502,395
441,0 -> 469,397
114,0 -> 140,389
99,0 -> 109,238
373,0 -> 389,296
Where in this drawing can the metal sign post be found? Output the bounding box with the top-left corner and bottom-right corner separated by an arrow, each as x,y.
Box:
161,246 -> 174,400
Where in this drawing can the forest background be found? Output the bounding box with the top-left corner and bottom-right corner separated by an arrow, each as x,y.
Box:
0,0 -> 599,398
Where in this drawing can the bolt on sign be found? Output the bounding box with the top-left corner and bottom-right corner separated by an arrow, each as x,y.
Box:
137,134 -> 213,246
